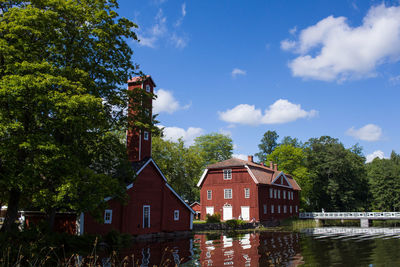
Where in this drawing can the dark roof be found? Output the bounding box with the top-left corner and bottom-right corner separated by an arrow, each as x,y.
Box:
131,156 -> 151,173
206,157 -> 301,190
127,75 -> 156,87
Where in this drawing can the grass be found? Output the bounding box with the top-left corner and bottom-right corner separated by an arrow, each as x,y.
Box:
193,220 -> 206,224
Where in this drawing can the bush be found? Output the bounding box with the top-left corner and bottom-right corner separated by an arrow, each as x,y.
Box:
206,213 -> 221,223
225,219 -> 245,229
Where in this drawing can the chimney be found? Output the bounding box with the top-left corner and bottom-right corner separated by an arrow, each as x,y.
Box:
248,155 -> 253,162
274,163 -> 278,171
270,161 -> 273,169
127,75 -> 156,162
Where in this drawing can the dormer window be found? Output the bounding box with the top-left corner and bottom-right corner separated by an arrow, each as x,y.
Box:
104,209 -> 112,224
223,169 -> 232,180
146,84 -> 151,92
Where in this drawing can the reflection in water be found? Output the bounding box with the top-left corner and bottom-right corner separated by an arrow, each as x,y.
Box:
99,228 -> 400,266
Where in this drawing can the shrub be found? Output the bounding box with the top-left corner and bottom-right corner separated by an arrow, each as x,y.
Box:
206,213 -> 221,223
226,219 -> 245,229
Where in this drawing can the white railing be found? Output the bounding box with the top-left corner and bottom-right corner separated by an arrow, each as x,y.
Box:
299,212 -> 400,220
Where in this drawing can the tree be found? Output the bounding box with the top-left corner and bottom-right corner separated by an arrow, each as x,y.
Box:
193,133 -> 233,166
367,152 -> 400,211
0,0 -> 141,231
280,136 -> 303,148
255,130 -> 279,162
304,136 -> 368,212
152,137 -> 204,202
267,144 -> 311,210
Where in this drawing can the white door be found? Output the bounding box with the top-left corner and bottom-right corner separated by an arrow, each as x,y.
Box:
206,206 -> 214,215
223,205 -> 232,220
241,206 -> 250,221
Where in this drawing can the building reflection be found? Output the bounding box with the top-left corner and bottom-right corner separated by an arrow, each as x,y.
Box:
196,231 -> 303,266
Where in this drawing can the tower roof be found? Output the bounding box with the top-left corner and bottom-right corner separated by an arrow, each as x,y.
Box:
128,75 -> 156,87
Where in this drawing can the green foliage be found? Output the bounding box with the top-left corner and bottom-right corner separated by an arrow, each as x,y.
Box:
304,136 -> 368,212
225,219 -> 245,229
206,213 -> 221,223
152,137 -> 203,202
367,151 -> 400,211
255,130 -> 279,162
267,144 -> 311,209
193,133 -> 233,166
0,0 -> 141,230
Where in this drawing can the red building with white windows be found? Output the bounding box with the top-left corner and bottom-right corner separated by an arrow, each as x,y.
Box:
197,156 -> 301,222
82,76 -> 195,235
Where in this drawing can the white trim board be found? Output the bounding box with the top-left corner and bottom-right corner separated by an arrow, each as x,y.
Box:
271,172 -> 293,189
196,169 -> 208,187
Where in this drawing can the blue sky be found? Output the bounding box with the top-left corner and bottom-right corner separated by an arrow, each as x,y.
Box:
118,0 -> 400,162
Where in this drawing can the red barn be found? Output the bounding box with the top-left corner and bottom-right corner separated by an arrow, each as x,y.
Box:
82,76 -> 195,235
190,202 -> 201,220
197,156 -> 301,222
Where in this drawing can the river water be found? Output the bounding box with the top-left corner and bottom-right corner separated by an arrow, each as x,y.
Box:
111,227 -> 400,266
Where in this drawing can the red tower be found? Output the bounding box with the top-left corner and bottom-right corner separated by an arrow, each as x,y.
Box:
127,75 -> 156,162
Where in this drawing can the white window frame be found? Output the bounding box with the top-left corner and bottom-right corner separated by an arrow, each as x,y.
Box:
223,169 -> 232,180
295,205 -> 298,213
244,188 -> 250,198
274,189 -> 277,199
207,190 -> 212,200
284,205 -> 287,213
278,189 -> 281,199
146,84 -> 151,92
290,205 -> 292,213
143,205 -> 150,228
263,204 -> 267,214
224,189 -> 232,199
104,209 -> 112,224
278,205 -> 281,214
269,188 -> 273,198
283,190 -> 286,199
143,131 -> 149,140
174,210 -> 179,221
271,205 -> 274,214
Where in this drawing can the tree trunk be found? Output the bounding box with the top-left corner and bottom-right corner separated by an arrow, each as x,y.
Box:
0,189 -> 20,232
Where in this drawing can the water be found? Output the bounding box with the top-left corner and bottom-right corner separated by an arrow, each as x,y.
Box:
113,228 -> 400,266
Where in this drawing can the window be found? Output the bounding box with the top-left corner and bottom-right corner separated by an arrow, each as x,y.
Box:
271,205 -> 274,214
244,188 -> 250,198
207,190 -> 212,200
278,205 -> 281,214
146,84 -> 151,92
143,131 -> 149,140
174,210 -> 179,221
290,206 -> 292,213
223,169 -> 232,180
283,190 -> 286,199
224,189 -> 232,199
274,189 -> 277,199
269,188 -> 273,198
143,205 -> 150,228
292,192 -> 294,200
263,204 -> 267,214
104,209 -> 112,224
278,190 -> 281,199
295,206 -> 298,213
284,205 -> 287,213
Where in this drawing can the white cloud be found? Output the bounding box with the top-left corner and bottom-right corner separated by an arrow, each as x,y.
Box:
138,9 -> 167,48
161,126 -> 204,146
232,154 -> 248,161
153,89 -> 190,114
175,3 -> 186,26
282,4 -> 400,81
346,124 -> 382,141
219,99 -> 317,126
366,150 -> 386,163
231,68 -> 247,78
289,26 -> 297,35
170,33 -> 188,48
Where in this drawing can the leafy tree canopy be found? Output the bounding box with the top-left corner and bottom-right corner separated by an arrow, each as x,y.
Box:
0,0 -> 140,231
193,133 -> 233,166
255,130 -> 279,162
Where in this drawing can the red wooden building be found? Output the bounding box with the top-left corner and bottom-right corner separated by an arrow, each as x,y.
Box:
190,202 -> 201,220
82,76 -> 195,235
197,156 -> 301,222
